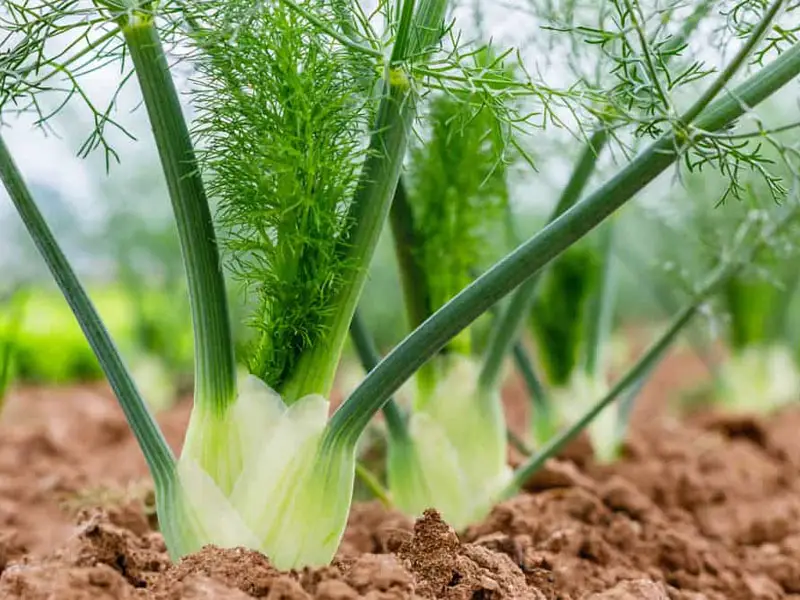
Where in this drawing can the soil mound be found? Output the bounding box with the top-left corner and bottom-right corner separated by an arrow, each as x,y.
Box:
1,368 -> 798,598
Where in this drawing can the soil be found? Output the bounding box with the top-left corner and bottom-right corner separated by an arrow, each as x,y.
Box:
0,346 -> 798,599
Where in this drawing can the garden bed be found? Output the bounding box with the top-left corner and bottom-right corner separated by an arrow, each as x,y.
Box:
0,350 -> 797,599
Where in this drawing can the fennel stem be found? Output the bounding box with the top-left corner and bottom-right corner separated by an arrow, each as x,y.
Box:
512,342 -> 554,444
355,463 -> 392,507
0,134 -> 175,487
280,0 -> 449,404
327,39 -> 800,446
349,309 -> 408,442
123,14 -> 237,416
388,177 -> 437,400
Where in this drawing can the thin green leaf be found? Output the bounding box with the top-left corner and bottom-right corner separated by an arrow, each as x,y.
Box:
0,133 -> 175,485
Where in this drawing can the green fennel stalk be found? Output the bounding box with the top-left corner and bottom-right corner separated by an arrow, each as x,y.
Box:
478,127 -> 609,395
121,9 -> 237,416
348,308 -> 408,443
329,33 -> 800,447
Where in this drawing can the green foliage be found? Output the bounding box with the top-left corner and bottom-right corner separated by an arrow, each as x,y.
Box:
530,243 -> 599,387
722,276 -> 776,350
9,288 -> 128,383
131,293 -> 192,373
0,287 -> 192,386
0,290 -> 26,403
409,99 -> 508,307
108,217 -> 194,380
192,0 -> 373,390
405,53 -> 514,354
4,0 -> 800,568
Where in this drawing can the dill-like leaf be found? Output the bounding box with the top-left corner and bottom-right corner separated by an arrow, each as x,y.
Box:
529,243 -> 600,387
405,48 -> 515,354
191,0 -> 373,389
0,0 -> 188,168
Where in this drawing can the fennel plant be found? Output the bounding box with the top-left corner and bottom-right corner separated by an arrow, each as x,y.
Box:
2,0 -> 800,571
645,162 -> 800,414
375,0 -> 800,524
380,50 -> 523,528
487,0 -> 795,462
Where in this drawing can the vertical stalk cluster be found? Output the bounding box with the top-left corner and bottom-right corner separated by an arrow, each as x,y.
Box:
122,10 -> 237,416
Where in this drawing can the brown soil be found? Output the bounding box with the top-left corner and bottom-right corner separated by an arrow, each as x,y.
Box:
1,347 -> 798,599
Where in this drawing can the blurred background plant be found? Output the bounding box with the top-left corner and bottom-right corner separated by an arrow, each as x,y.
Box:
0,130 -> 196,410
629,103 -> 800,415
0,287 -> 26,408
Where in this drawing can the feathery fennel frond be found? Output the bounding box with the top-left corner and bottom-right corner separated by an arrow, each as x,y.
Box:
721,0 -> 799,63
191,0 -> 373,391
529,242 -> 599,387
542,0 -> 796,205
0,0 -> 187,167
558,0 -> 713,137
404,15 -> 605,150
406,51 -> 515,342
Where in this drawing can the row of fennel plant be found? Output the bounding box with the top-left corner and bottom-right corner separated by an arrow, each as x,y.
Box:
354,0 -> 800,524
487,0 -> 716,461
0,0 -> 799,570
636,138 -> 800,416
484,0 -> 800,461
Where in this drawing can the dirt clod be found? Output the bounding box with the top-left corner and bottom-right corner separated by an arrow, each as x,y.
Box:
585,579 -> 669,599
167,546 -> 282,597
398,510 -> 459,597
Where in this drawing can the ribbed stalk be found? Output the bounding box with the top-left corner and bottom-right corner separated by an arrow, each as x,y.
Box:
122,14 -> 237,416
388,177 -> 437,399
512,342 -> 547,408
326,40 -> 800,445
0,134 -> 175,487
348,309 -> 408,442
281,0 -> 448,404
478,128 -> 609,393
